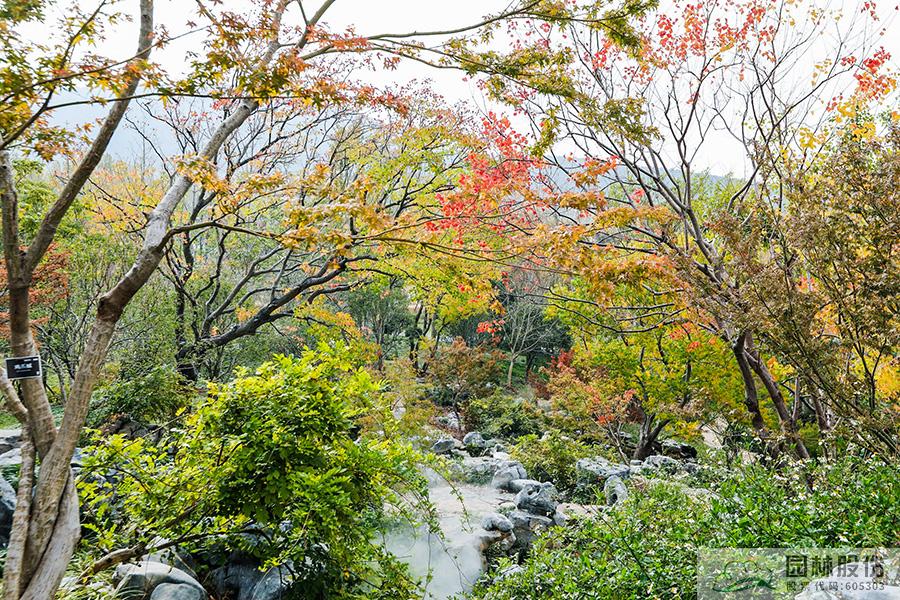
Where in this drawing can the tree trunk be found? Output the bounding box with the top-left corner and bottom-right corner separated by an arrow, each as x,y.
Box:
731,334 -> 773,452
507,353 -> 517,387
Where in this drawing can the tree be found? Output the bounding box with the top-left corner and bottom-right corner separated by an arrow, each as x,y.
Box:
446,0 -> 895,458
1,0 -> 596,594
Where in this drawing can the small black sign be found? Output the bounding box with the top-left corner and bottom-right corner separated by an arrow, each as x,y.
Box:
5,355 -> 42,380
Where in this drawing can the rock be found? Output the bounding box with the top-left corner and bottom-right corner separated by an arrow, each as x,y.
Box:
149,583 -> 203,600
683,461 -> 700,475
603,475 -> 628,506
113,561 -> 205,599
551,507 -> 568,526
491,461 -> 528,491
1,475 -> 16,546
575,457 -> 630,485
463,431 -> 488,456
491,449 -> 511,460
208,563 -> 265,600
0,448 -> 21,468
431,438 -> 457,454
249,566 -> 294,600
481,512 -> 513,533
507,478 -> 541,493
142,539 -> 197,581
497,501 -> 516,514
453,455 -> 501,484
514,482 -> 558,517
629,459 -> 643,468
508,510 -> 553,548
436,414 -> 460,430
0,429 -> 21,454
661,439 -> 697,459
643,455 -> 681,474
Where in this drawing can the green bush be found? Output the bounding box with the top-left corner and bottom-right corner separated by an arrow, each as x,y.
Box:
79,345 -> 435,599
471,457 -> 900,599
87,365 -> 194,427
510,433 -> 595,492
464,392 -> 544,440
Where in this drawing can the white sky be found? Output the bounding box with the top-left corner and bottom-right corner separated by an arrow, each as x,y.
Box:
40,0 -> 900,175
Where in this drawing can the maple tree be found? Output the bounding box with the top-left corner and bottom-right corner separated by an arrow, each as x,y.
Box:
1,0 -> 646,595
440,0 -> 897,459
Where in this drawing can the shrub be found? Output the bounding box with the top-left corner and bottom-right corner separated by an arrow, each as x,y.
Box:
87,365 -> 194,427
471,457 -> 900,599
79,345 -> 435,599
510,433 -> 595,492
464,391 -> 544,440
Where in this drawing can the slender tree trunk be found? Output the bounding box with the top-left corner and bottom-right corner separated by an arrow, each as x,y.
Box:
507,353 -> 517,387
731,334 -> 773,451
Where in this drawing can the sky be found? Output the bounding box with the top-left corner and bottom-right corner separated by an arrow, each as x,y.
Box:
39,0 -> 900,176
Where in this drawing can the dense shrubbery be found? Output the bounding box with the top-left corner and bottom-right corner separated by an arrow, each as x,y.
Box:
510,433 -> 595,492
86,365 -> 194,427
471,457 -> 900,599
464,391 -> 544,440
79,346 -> 435,599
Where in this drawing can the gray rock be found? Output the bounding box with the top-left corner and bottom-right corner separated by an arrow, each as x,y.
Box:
491,461 -> 528,491
1,475 -> 16,545
661,439 -> 697,459
481,512 -> 513,533
603,475 -> 628,506
507,478 -> 541,493
643,455 -> 681,474
462,431 -> 487,455
508,510 -> 553,548
0,429 -> 21,454
149,583 -> 203,600
208,563 -> 264,600
250,566 -> 294,600
0,448 -> 21,468
575,457 -> 630,485
514,482 -> 558,517
431,438 -> 457,454
142,540 -> 197,581
113,561 -> 205,599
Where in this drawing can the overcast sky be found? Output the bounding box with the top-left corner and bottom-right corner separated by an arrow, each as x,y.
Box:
42,0 -> 900,176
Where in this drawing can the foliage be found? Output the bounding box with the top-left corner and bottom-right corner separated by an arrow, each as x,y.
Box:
429,338 -> 505,410
510,432 -> 594,492
464,391 -> 544,440
471,457 -> 900,599
78,345 -> 435,599
86,365 -> 194,428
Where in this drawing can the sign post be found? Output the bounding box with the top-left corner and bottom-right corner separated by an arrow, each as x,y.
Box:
4,355 -> 42,380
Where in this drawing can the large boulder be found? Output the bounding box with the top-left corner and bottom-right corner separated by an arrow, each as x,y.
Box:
113,561 -> 205,599
575,457 -> 630,485
491,461 -> 528,491
514,482 -> 558,517
149,583 -> 203,600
